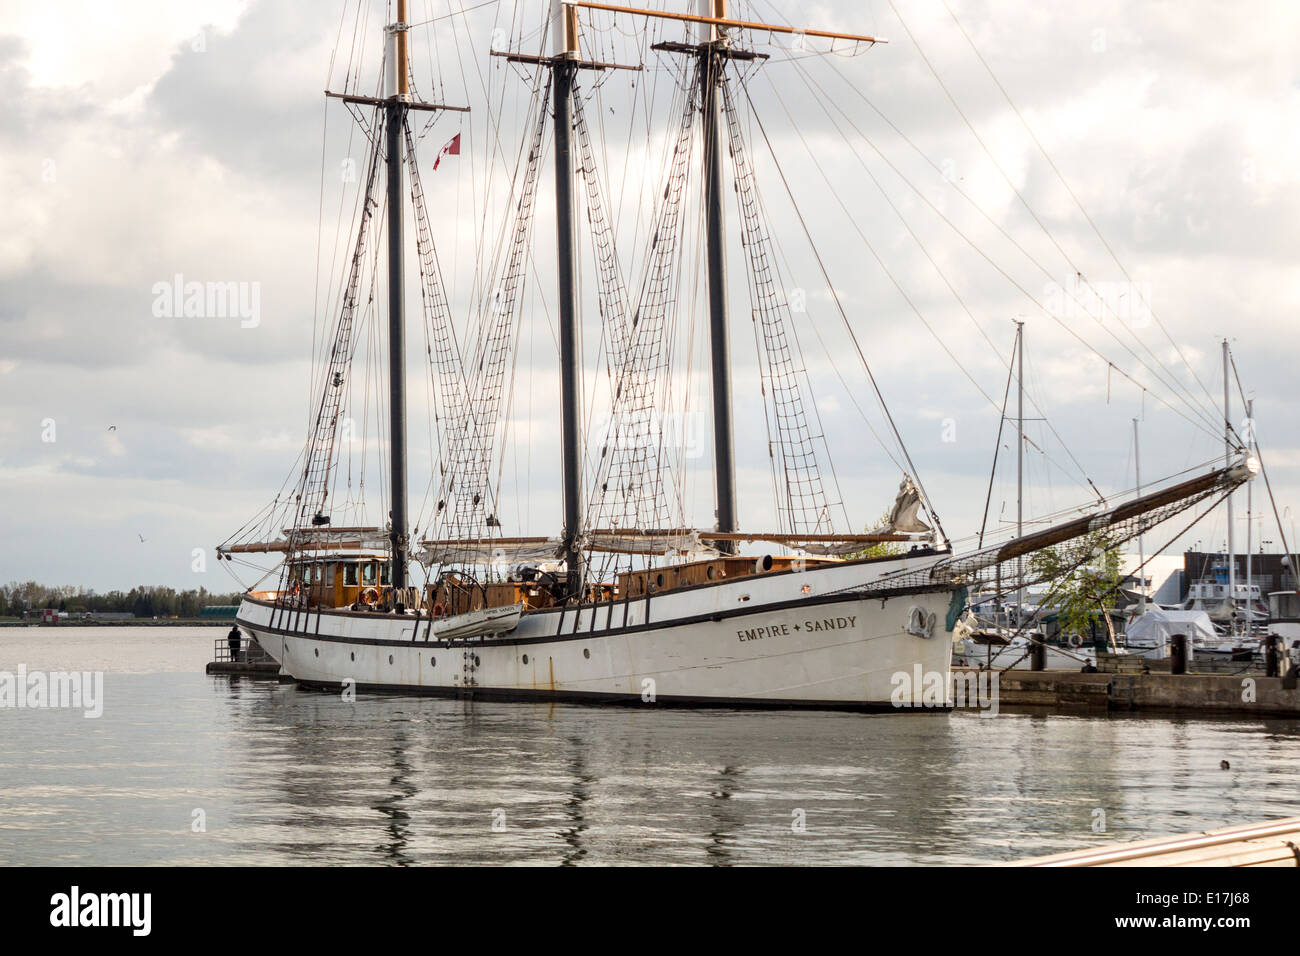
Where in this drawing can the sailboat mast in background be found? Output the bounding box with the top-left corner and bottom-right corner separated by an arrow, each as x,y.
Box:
1134,416 -> 1144,613
1016,319 -> 1024,618
1223,338 -> 1235,629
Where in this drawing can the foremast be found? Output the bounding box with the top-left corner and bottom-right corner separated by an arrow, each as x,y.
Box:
385,1 -> 412,598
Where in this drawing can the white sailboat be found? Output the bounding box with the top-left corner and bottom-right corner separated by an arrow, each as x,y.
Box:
218,1 -> 1257,710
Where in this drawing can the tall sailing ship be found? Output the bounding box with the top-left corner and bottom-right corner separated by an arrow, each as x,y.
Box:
218,1 -> 1257,709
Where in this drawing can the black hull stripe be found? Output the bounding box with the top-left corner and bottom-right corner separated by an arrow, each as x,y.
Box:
292,679 -> 952,714
239,581 -> 951,649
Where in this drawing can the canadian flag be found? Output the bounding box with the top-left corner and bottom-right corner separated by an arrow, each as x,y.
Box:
433,133 -> 461,171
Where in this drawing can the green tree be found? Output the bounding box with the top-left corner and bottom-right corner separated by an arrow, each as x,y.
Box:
1028,532 -> 1122,651
843,511 -> 906,561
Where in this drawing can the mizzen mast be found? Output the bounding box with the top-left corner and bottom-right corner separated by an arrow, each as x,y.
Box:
566,1 -> 883,553
552,2 -> 585,598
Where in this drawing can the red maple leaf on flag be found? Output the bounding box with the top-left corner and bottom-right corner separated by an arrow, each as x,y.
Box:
433,133 -> 461,171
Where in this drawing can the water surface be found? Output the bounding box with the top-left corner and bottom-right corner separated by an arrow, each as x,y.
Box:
1,626 -> 1297,865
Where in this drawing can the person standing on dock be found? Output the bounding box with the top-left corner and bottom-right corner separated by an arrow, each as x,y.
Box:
226,625 -> 242,663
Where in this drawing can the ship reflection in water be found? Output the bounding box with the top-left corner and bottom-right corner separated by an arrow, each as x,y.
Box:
3,666 -> 1299,866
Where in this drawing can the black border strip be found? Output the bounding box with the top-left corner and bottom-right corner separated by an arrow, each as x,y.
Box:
239,581 -> 950,650
293,678 -> 948,713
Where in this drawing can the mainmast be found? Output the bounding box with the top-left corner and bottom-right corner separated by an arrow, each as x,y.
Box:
699,0 -> 738,552
386,1 -> 411,596
552,1 -> 585,598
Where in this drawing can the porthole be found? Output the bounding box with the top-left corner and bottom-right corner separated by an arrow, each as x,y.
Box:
389,654 -> 394,665
522,654 -> 529,665
314,648 -> 319,658
431,657 -> 436,667
656,573 -> 665,587
706,566 -> 715,580
473,655 -> 480,666
583,648 -> 591,660
350,652 -> 355,661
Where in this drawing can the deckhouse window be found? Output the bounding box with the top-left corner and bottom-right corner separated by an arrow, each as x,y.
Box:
362,563 -> 377,586
343,563 -> 358,586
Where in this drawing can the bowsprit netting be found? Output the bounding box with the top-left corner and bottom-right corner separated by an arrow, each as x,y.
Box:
583,63 -> 701,563
721,72 -> 842,537
852,470 -> 1243,598
432,75 -> 551,565
291,116 -> 386,540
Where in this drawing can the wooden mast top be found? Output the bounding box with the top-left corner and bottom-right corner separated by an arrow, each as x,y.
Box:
326,0 -> 470,110
562,0 -> 886,46
396,0 -> 410,96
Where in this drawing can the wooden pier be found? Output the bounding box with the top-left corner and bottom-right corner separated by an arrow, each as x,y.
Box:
1008,815 -> 1300,866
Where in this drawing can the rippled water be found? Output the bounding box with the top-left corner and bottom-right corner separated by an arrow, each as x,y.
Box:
1,626 -> 1298,865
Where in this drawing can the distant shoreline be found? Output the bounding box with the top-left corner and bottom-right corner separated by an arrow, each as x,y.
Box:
0,619 -> 230,628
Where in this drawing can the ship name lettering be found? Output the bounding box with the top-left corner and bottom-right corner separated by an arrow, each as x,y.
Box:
802,616 -> 857,632
736,622 -> 791,642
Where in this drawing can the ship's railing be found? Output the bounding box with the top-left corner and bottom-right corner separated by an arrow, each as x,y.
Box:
211,637 -> 275,665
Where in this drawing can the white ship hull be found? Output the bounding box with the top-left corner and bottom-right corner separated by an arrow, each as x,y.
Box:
236,557 -> 958,711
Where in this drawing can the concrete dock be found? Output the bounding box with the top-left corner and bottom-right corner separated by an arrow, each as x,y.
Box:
206,635 -> 290,680
205,659 -> 289,679
970,667 -> 1300,717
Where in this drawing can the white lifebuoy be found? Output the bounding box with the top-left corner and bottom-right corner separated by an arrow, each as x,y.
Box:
360,587 -> 380,607
1068,634 -> 1083,648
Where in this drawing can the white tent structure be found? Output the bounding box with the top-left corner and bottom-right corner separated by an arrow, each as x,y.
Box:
1125,609 -> 1216,658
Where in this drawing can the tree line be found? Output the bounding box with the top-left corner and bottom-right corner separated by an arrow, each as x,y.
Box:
0,581 -> 245,619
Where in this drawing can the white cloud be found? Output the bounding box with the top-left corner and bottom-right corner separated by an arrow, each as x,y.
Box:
2,0 -> 1298,588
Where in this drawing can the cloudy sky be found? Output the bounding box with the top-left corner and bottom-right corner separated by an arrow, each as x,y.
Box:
2,0 -> 1298,594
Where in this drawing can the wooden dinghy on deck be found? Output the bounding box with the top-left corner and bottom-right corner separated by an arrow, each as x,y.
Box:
431,602 -> 523,640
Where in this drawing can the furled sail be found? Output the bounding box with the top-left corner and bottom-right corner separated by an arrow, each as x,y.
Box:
877,476 -> 933,535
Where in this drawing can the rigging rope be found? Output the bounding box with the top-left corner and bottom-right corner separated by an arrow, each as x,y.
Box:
720,69 -> 841,536
584,60 -> 702,556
